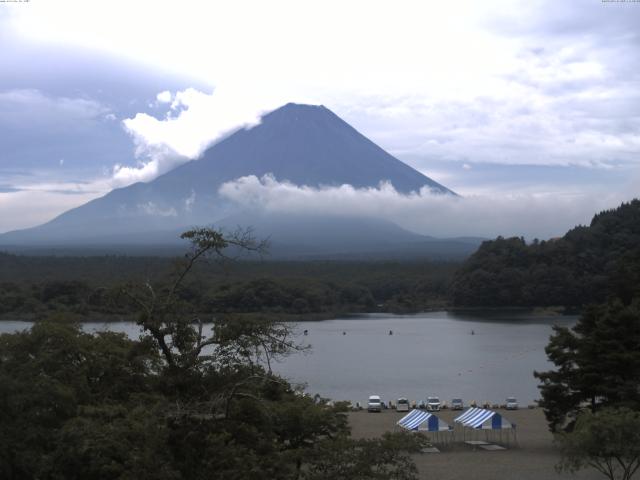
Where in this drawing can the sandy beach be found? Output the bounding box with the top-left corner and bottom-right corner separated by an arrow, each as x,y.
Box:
348,408 -> 602,480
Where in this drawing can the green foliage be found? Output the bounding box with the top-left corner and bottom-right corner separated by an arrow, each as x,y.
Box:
0,228 -> 422,479
0,322 -> 161,479
50,404 -> 179,480
556,408 -> 640,480
0,315 -> 419,479
301,432 -> 425,480
452,199 -> 640,307
535,299 -> 640,432
0,254 -> 458,319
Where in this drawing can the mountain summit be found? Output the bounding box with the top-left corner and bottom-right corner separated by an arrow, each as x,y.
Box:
0,103 -> 457,251
173,102 -> 455,194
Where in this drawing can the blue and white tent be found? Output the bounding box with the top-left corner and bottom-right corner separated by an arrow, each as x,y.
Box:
454,407 -> 517,445
397,409 -> 453,443
398,409 -> 451,432
454,407 -> 513,430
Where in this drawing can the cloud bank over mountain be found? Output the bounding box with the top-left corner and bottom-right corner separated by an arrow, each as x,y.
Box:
219,175 -> 632,239
118,86 -> 288,185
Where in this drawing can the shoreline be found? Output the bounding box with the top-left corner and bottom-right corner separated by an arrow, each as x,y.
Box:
0,306 -> 580,323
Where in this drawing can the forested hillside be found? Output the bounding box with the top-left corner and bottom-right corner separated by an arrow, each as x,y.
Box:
451,200 -> 640,307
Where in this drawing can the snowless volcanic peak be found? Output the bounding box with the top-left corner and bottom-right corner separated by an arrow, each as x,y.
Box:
176,102 -> 455,195
0,102 -> 455,247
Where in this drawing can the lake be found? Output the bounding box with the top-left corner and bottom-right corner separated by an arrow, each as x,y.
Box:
0,311 -> 575,407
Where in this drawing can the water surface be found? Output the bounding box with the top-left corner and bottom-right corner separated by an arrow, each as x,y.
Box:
273,311 -> 575,406
1,311 -> 575,406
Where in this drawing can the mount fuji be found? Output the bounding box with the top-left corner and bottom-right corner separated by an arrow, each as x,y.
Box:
0,103 -> 478,258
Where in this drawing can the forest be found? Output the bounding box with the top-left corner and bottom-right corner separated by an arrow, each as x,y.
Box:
0,254 -> 456,321
2,200 -> 640,320
451,199 -> 640,308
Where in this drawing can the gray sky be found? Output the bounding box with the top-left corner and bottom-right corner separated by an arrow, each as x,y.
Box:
0,0 -> 639,237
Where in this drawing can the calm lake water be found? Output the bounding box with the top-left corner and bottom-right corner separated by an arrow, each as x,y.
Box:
0,311 -> 576,406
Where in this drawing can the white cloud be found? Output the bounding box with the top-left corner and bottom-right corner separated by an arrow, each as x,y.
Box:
218,175 -> 631,239
110,144 -> 185,186
137,202 -> 177,217
183,189 -> 196,212
0,188 -> 101,233
343,79 -> 640,169
156,90 -> 171,103
0,172 -> 130,233
118,85 -> 296,184
123,87 -> 283,159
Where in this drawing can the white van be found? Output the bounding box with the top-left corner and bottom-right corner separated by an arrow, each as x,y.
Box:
368,395 -> 383,412
426,396 -> 441,411
396,397 -> 410,412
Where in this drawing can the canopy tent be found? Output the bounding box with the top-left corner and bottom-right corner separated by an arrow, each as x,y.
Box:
397,409 -> 453,443
454,408 -> 517,445
454,407 -> 512,429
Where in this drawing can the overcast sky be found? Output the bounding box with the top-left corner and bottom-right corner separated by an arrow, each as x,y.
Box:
0,0 -> 639,237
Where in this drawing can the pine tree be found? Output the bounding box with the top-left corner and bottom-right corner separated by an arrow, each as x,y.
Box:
535,299 -> 640,432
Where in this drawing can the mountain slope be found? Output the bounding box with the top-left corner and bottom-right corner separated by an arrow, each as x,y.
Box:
0,103 -> 455,251
165,103 -> 454,195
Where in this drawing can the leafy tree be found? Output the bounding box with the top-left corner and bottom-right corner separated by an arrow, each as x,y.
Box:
0,227 -> 424,479
49,403 -> 180,480
0,322 -> 160,479
556,408 -> 640,480
535,299 -> 640,432
302,431 -> 425,480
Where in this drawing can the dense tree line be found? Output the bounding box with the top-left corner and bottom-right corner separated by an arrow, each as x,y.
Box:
452,200 -> 640,307
0,228 -> 424,479
0,255 -> 456,320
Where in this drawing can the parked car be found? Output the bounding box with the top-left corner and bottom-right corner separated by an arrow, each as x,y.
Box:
506,397 -> 519,410
426,396 -> 441,411
451,398 -> 464,410
368,395 -> 383,412
396,397 -> 410,412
